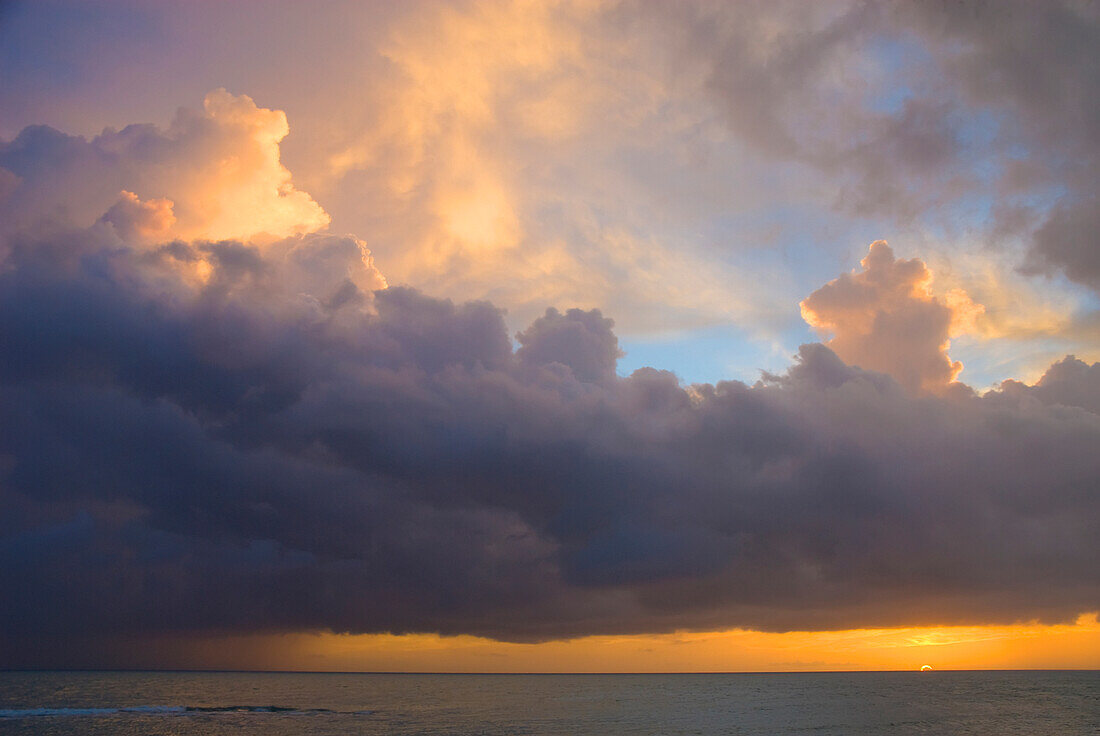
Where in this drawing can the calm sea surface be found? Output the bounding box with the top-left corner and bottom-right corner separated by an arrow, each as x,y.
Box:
0,671 -> 1096,735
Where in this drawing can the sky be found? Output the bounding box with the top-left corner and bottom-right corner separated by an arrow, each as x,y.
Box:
0,0 -> 1098,672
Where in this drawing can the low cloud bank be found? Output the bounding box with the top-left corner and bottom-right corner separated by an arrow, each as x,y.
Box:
1,223 -> 1097,659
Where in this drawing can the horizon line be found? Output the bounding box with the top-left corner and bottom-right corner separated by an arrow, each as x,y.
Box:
3,668 -> 1097,675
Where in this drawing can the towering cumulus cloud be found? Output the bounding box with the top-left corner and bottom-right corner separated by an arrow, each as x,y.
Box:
0,89 -> 328,243
0,94 -> 1097,666
800,241 -> 982,393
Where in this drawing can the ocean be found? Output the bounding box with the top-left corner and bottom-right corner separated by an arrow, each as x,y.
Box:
0,670 -> 1096,734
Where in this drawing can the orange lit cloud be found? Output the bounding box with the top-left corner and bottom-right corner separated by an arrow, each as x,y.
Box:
0,89 -> 329,245
922,248 -> 1083,342
98,190 -> 176,244
311,1 -> 785,333
800,241 -> 983,393
327,0 -> 567,274
186,89 -> 330,241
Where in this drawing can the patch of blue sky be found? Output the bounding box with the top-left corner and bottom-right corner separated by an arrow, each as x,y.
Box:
617,321 -> 815,387
940,193 -> 998,234
691,201 -> 898,357
865,83 -> 913,117
860,35 -> 934,115
1074,287 -> 1100,314
953,107 -> 1001,150
702,193 -> 888,265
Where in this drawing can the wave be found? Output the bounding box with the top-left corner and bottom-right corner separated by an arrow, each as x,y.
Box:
0,705 -> 376,718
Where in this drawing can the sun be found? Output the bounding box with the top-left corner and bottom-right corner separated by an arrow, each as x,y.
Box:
920,664 -> 934,671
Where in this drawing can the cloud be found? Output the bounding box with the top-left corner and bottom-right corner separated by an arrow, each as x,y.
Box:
0,89 -> 329,243
98,190 -> 177,244
799,240 -> 982,393
517,307 -> 623,384
882,1 -> 1100,297
0,74 -> 1096,666
303,1 -> 798,334
639,0 -> 1100,351
1025,200 -> 1100,291
996,355 -> 1100,415
0,211 -> 1097,664
310,0 -> 1100,346
3,0 -> 1099,360
647,1 -> 975,221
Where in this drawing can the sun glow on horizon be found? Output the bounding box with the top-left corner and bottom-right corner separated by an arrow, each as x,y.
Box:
98,613 -> 1100,674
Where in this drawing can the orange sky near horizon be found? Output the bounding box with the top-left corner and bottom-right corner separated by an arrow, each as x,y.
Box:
120,613 -> 1100,673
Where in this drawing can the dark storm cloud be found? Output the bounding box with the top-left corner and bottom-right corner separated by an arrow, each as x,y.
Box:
517,307 -> 623,383
0,219 -> 1097,665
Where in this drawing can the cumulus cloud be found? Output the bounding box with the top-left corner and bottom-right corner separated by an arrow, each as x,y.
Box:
0,89 -> 329,243
0,79 -> 1096,667
800,240 -> 983,393
1,210 -> 1097,666
3,0 -> 1099,361
98,190 -> 177,244
997,355 -> 1100,415
517,307 -> 623,384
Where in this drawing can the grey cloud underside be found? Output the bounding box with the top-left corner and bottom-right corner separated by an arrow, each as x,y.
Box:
0,229 -> 1098,660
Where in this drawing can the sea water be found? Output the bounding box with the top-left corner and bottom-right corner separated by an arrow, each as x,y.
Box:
0,670 -> 1096,734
